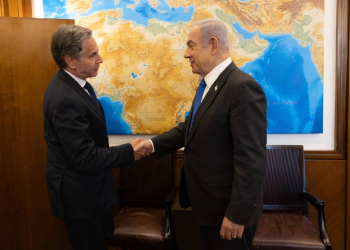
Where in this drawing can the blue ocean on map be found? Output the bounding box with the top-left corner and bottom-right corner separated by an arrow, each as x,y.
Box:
98,96 -> 133,134
233,22 -> 323,133
43,0 -> 68,18
64,0 -> 192,26
44,0 -> 194,24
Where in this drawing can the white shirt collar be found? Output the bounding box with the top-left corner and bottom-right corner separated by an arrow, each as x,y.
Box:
64,69 -> 86,88
204,57 -> 232,89
200,57 -> 232,101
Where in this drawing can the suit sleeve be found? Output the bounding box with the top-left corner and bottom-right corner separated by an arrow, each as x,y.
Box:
152,120 -> 187,158
52,96 -> 134,172
225,79 -> 267,225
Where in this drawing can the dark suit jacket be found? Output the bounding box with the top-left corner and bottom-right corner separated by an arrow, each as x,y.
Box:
152,62 -> 267,227
43,69 -> 134,219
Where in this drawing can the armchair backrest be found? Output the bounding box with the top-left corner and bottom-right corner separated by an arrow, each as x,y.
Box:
119,153 -> 175,208
263,145 -> 306,211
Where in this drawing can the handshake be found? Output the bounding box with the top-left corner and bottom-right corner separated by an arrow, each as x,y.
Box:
130,138 -> 154,160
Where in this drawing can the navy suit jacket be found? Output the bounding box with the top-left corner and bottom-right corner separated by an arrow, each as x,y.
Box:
152,62 -> 267,227
43,69 -> 134,219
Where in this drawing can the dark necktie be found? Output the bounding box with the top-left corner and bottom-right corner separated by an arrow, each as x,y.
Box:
189,78 -> 206,131
84,82 -> 99,107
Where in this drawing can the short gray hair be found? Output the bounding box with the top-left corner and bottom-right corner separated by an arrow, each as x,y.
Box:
194,19 -> 230,52
51,25 -> 92,69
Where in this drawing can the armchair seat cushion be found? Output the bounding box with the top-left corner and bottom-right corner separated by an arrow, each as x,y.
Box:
253,211 -> 325,250
109,207 -> 166,250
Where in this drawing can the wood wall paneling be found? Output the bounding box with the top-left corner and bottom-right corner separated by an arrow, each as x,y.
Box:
306,160 -> 346,250
17,0 -> 23,17
0,0 -> 8,16
21,0 -> 32,18
0,17 -> 74,250
0,0 -> 32,17
7,0 -> 19,17
0,0 -> 4,16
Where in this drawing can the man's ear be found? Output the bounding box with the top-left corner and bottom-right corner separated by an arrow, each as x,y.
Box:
210,37 -> 219,55
65,55 -> 76,69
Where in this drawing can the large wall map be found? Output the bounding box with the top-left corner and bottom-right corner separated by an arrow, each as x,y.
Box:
44,0 -> 324,134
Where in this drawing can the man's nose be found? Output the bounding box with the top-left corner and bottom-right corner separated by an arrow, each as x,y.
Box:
97,54 -> 103,63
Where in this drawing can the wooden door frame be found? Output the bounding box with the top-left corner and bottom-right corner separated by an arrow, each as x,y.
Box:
306,0 -> 348,161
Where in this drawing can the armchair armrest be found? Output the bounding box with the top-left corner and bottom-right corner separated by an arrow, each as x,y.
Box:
164,188 -> 177,240
302,192 -> 332,250
165,187 -> 177,207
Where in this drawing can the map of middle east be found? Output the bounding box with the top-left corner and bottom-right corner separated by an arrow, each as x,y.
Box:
44,0 -> 324,134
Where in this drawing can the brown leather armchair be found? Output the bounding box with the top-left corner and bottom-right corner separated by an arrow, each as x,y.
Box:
253,145 -> 332,250
108,153 -> 177,250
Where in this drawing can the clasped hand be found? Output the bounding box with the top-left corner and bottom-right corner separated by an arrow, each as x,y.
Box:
130,138 -> 153,160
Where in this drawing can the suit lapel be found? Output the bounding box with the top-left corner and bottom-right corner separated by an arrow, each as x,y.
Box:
185,62 -> 237,146
58,70 -> 104,121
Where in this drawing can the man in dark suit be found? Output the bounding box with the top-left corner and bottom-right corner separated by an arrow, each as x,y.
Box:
44,25 -> 145,250
135,19 -> 267,250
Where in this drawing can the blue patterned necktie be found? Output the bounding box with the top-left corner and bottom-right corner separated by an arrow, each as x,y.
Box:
189,78 -> 206,131
84,82 -> 99,107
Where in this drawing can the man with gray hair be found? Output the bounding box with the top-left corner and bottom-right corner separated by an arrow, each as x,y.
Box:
135,18 -> 267,250
44,25 -> 145,249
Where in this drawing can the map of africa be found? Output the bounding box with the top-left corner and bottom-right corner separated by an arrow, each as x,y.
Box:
44,0 -> 324,134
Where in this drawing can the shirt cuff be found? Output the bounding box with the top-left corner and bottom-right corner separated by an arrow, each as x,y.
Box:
149,139 -> 155,153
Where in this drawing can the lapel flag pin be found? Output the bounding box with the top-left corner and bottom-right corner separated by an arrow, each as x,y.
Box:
215,85 -> 218,91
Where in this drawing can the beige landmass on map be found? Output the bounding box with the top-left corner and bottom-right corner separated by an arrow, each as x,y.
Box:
77,14 -> 200,133
69,0 -> 324,134
67,0 -> 93,14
